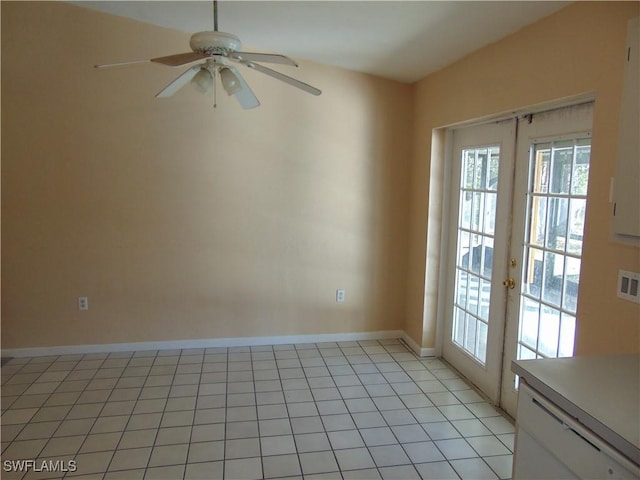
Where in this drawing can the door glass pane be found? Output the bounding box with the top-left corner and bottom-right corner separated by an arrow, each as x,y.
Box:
488,150 -> 499,191
519,297 -> 540,350
529,196 -> 547,247
452,145 -> 500,365
532,143 -> 551,193
477,322 -> 488,362
558,313 -> 576,357
549,141 -> 574,195
483,193 -> 497,235
482,236 -> 494,278
517,136 -> 590,360
563,256 -> 581,311
472,192 -> 484,232
541,251 -> 563,307
456,270 -> 467,310
460,192 -> 472,230
453,308 -> 465,345
463,151 -> 475,189
571,140 -> 591,195
473,149 -> 487,189
523,246 -> 544,299
464,318 -> 478,353
468,274 -> 480,315
567,198 -> 586,255
546,197 -> 569,251
538,306 -> 560,357
518,345 -> 537,360
457,231 -> 471,268
478,278 -> 491,321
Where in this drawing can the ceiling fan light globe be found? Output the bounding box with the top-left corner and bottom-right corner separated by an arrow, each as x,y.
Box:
220,67 -> 242,95
191,68 -> 213,93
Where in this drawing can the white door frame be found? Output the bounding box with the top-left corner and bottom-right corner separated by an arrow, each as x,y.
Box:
436,98 -> 595,413
440,119 -> 517,404
500,102 -> 594,416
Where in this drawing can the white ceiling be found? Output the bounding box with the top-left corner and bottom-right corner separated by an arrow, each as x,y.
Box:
74,1 -> 570,83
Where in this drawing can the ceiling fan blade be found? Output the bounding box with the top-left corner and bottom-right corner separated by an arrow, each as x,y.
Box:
94,59 -> 151,69
227,66 -> 260,109
230,52 -> 298,67
245,62 -> 321,96
151,52 -> 208,67
156,66 -> 201,98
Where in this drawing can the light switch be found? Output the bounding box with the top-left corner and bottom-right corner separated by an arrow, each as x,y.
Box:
617,270 -> 640,304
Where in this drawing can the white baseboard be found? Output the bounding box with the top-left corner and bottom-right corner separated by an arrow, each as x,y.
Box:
401,332 -> 436,358
2,330 -> 419,358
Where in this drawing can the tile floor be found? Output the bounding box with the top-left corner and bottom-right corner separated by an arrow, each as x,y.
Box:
1,339 -> 514,480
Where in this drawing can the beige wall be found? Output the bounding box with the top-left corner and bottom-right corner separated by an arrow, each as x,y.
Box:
1,2 -> 413,348
406,1 -> 640,355
3,2 -> 639,356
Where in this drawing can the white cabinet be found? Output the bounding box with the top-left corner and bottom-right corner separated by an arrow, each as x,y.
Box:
514,381 -> 638,479
612,17 -> 640,238
512,355 -> 640,479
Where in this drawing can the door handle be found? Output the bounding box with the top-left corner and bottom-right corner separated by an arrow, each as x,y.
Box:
502,278 -> 516,289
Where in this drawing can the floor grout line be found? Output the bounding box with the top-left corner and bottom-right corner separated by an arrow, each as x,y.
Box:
1,338 -> 514,480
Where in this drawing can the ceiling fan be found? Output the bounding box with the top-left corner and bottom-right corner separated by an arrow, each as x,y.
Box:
95,0 -> 321,109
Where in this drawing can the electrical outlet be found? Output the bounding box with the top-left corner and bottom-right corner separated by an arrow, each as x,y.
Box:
78,297 -> 89,311
336,289 -> 345,303
617,270 -> 640,304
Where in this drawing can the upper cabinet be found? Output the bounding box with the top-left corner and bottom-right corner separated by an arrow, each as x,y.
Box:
612,17 -> 640,238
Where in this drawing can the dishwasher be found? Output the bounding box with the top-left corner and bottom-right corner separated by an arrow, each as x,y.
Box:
513,381 -> 640,479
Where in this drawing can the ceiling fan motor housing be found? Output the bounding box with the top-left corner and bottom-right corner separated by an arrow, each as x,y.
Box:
189,31 -> 242,56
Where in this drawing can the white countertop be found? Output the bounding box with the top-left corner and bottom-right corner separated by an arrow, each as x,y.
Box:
512,354 -> 640,465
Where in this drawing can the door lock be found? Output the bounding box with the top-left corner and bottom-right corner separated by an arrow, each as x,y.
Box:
503,278 -> 516,289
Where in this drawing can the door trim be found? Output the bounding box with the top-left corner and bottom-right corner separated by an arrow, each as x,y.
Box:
500,102 -> 594,416
441,119 -> 517,404
435,97 -> 596,409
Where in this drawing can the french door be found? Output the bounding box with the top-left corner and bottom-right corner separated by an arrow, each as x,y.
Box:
442,103 -> 594,417
442,119 -> 516,405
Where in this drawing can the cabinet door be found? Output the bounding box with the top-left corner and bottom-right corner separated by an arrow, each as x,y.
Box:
612,17 -> 640,237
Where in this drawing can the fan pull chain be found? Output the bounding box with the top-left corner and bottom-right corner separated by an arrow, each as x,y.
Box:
212,69 -> 217,108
